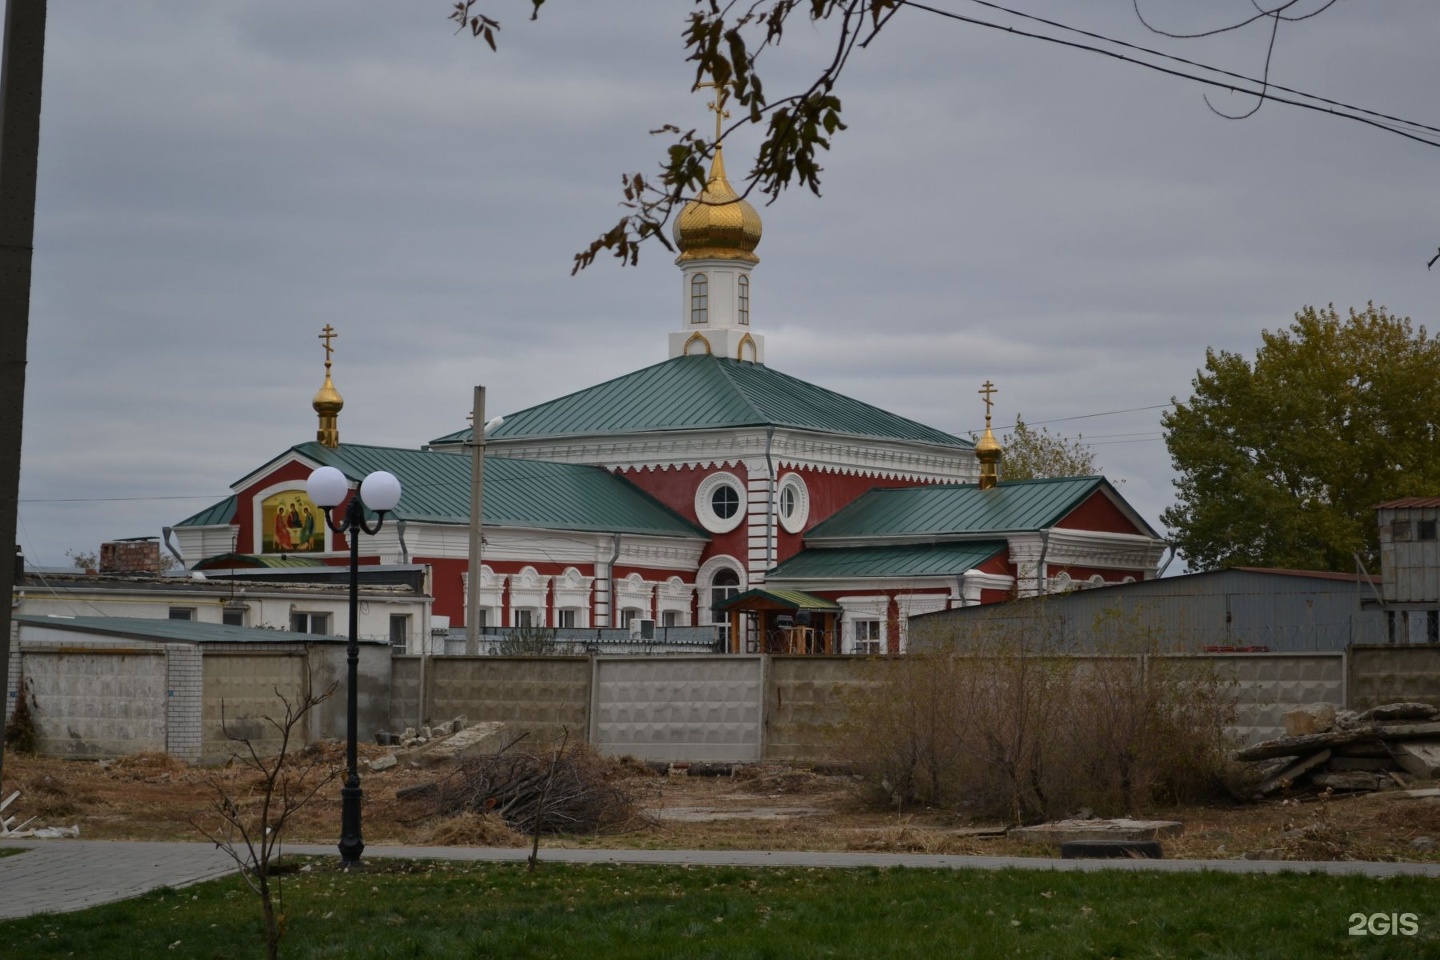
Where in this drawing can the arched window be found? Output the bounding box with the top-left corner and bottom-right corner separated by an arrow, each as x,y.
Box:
711,568 -> 740,610
690,273 -> 709,324
737,275 -> 750,325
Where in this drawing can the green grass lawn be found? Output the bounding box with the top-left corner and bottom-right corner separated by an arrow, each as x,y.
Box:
4,860 -> 1438,958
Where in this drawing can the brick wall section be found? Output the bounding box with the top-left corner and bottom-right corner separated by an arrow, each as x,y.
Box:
1348,644 -> 1440,712
165,643 -> 204,763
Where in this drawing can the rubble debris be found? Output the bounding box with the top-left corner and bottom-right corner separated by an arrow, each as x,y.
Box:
1238,701 -> 1440,797
1284,703 -> 1337,737
1010,818 -> 1183,846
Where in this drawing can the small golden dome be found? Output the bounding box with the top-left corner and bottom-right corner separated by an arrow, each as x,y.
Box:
312,370 -> 343,416
673,146 -> 762,264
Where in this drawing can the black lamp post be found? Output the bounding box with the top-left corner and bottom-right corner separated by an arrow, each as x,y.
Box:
306,464 -> 402,867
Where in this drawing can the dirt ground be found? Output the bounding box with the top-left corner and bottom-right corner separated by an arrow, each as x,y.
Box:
6,745 -> 1440,863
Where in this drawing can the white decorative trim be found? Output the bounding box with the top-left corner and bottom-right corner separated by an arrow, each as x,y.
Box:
695,471 -> 747,534
488,426 -> 976,483
697,554 -> 746,626
838,595 -> 888,655
657,576 -> 695,624
553,567 -> 594,624
777,473 -> 810,534
508,566 -> 549,625
961,569 -> 1015,606
615,572 -> 656,616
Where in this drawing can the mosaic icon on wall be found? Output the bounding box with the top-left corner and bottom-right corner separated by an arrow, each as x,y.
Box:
262,490 -> 325,553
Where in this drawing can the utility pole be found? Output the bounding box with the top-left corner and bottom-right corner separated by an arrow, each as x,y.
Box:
0,0 -> 46,794
465,385 -> 485,655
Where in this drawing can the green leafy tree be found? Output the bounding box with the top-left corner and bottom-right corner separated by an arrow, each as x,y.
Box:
1162,303 -> 1440,572
998,415 -> 1098,481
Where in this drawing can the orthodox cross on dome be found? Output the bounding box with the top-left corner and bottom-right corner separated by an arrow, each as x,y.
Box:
975,380 -> 1001,490
318,324 -> 338,369
978,380 -> 998,427
694,78 -> 732,146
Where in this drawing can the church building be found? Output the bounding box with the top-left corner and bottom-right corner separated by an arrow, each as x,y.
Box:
173,138 -> 1166,654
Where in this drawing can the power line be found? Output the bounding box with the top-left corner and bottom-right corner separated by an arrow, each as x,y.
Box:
898,0 -> 1440,149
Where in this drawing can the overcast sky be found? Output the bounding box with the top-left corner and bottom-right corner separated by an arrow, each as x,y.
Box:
18,1 -> 1439,570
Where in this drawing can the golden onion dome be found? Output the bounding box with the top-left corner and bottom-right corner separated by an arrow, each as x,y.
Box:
312,369 -> 343,416
673,145 -> 762,264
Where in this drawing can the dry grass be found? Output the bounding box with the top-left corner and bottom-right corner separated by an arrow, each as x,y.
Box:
7,747 -> 1440,862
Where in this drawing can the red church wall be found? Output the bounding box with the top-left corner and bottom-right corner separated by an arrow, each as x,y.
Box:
1055,491 -> 1142,536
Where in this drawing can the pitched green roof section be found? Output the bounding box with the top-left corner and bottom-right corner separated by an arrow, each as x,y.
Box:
806,477 -> 1125,540
768,541 -> 1007,580
430,355 -> 969,448
293,442 -> 702,538
176,496 -> 236,528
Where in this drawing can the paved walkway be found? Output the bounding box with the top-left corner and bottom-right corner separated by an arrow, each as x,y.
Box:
4,839 -> 1440,920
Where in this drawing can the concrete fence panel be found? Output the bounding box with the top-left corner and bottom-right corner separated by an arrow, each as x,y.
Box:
21,645 -> 168,758
1157,652 -> 1345,746
1348,645 -> 1440,713
594,655 -> 763,762
201,652 -> 308,762
425,656 -> 591,745
764,655 -> 891,761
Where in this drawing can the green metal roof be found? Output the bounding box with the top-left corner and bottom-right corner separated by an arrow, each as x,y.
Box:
176,496 -> 236,528
805,477 -> 1122,540
712,588 -> 842,614
291,442 -> 703,538
14,615 -> 357,644
430,355 -> 969,448
768,541 -> 1007,580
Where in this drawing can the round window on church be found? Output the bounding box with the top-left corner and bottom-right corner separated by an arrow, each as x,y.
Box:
712,485 -> 739,520
695,472 -> 747,534
777,473 -> 810,534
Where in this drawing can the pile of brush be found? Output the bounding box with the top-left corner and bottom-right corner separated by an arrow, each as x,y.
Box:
398,743 -> 645,835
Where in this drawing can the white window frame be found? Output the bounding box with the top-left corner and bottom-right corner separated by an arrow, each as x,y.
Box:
695,471 -> 748,534
776,472 -> 810,534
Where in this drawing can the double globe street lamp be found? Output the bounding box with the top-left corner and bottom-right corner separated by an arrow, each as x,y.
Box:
306,465 -> 402,866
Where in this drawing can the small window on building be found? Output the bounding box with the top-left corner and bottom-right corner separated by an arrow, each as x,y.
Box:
853,619 -> 882,655
662,610 -> 679,628
711,484 -> 739,520
1392,521 -> 1414,542
690,273 -> 709,324
221,606 -> 247,627
168,607 -> 194,621
389,614 -> 410,647
291,612 -> 331,635
1419,520 -> 1437,541
514,609 -> 534,629
557,608 -> 577,629
738,275 -> 750,325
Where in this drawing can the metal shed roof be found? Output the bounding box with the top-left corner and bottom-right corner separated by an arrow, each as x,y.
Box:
431,354 -> 969,448
14,615 -> 359,645
712,588 -> 842,614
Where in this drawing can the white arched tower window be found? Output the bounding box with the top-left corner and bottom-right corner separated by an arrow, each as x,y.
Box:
690,273 -> 709,324
737,275 -> 750,325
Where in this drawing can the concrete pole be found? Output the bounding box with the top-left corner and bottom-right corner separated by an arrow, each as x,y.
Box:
0,0 -> 46,793
465,385 -> 485,655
